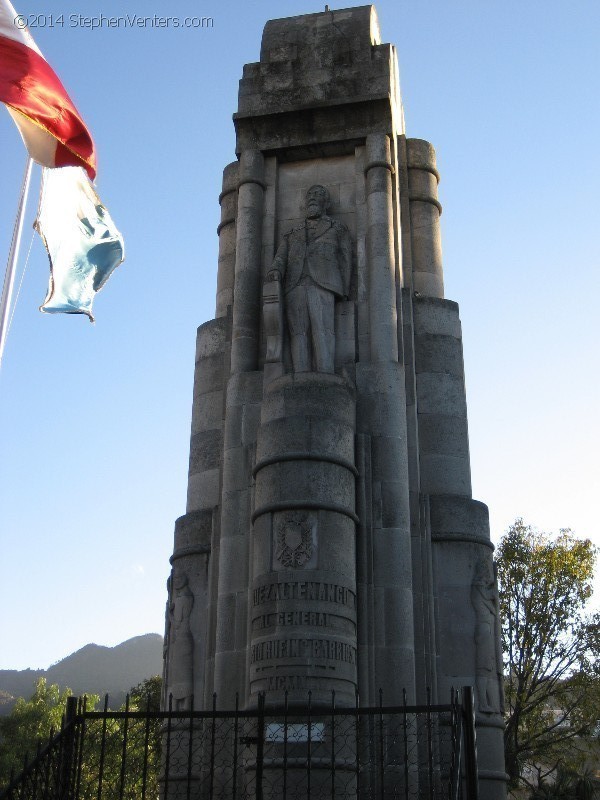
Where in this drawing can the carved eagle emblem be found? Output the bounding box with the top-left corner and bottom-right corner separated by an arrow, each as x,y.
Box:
276,517 -> 313,568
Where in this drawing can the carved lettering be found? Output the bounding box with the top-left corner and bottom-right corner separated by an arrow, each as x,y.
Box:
253,611 -> 329,629
253,581 -> 355,608
265,675 -> 310,691
250,638 -> 356,665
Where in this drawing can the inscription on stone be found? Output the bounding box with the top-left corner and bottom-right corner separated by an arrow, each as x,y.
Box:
253,580 -> 356,608
253,611 -> 328,629
264,675 -> 309,692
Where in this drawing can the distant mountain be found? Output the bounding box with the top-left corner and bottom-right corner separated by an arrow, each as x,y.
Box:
0,670 -> 44,703
0,634 -> 163,715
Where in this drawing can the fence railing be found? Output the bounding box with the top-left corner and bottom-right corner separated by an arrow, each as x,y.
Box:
0,688 -> 478,800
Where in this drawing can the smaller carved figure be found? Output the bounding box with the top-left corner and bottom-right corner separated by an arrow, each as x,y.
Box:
161,576 -> 172,706
471,558 -> 503,714
168,569 -> 194,710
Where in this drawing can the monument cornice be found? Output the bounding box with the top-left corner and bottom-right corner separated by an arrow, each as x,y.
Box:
252,500 -> 359,525
253,451 -> 359,478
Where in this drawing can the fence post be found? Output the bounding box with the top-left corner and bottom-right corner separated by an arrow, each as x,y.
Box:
448,689 -> 462,800
59,697 -> 78,800
462,687 -> 479,800
255,693 -> 265,800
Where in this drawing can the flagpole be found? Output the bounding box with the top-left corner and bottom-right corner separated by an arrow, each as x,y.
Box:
0,156 -> 33,369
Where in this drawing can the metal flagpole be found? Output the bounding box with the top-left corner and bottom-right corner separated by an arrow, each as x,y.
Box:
0,156 -> 34,369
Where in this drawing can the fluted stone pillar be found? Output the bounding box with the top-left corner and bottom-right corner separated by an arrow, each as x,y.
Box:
212,372 -> 262,706
356,361 -> 414,704
213,151 -> 266,705
186,319 -> 229,515
184,317 -> 231,707
365,133 -> 398,363
361,136 -> 415,706
414,297 -> 472,497
215,162 -> 238,318
407,139 -> 444,298
230,150 -> 264,374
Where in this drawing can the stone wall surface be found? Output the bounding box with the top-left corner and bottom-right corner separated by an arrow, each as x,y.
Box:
164,5 -> 507,798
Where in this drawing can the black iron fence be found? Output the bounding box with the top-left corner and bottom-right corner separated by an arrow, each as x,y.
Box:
0,688 -> 478,800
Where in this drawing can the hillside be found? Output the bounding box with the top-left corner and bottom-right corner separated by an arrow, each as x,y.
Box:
0,634 -> 163,714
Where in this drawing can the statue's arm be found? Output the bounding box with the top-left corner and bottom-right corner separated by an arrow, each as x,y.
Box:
478,585 -> 497,615
182,596 -> 193,620
266,235 -> 288,282
173,599 -> 184,625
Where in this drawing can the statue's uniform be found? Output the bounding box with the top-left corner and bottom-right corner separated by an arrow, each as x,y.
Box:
271,216 -> 352,373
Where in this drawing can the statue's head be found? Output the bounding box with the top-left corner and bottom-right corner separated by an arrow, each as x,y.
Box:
474,558 -> 494,584
305,185 -> 330,219
172,570 -> 188,591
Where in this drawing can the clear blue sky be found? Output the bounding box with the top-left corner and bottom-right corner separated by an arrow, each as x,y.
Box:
1,0 -> 599,671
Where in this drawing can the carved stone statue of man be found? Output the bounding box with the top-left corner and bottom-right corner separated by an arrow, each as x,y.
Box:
471,558 -> 503,714
168,569 -> 194,710
266,185 -> 352,373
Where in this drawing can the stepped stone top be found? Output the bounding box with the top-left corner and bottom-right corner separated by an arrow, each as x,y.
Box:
234,5 -> 403,155
259,5 -> 380,67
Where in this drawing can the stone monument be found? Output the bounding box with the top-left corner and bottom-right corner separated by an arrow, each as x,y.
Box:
163,6 -> 507,797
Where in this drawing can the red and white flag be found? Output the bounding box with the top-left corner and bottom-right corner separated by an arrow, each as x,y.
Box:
0,0 -> 96,178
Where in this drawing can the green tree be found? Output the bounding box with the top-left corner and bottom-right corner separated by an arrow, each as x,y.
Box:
0,678 -> 99,789
76,676 -> 163,800
0,677 -> 163,796
497,519 -> 600,791
117,675 -> 162,799
528,766 -> 597,800
128,675 -> 162,712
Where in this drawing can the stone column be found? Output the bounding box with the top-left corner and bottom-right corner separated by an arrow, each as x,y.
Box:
356,361 -> 415,705
365,133 -> 398,362
161,514 -> 212,800
359,135 -> 415,707
251,373 -> 358,709
163,513 -> 212,707
212,371 -> 263,706
230,150 -> 265,374
407,139 -> 444,298
215,162 -> 238,319
171,315 -> 229,709
186,319 -> 229,515
430,496 -> 506,800
211,151 -> 265,705
413,297 -> 472,497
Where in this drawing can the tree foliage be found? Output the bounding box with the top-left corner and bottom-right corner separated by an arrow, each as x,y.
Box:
0,678 -> 100,789
0,676 -> 162,794
76,676 -> 162,800
497,519 -> 600,789
128,675 -> 162,713
528,766 -> 597,800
